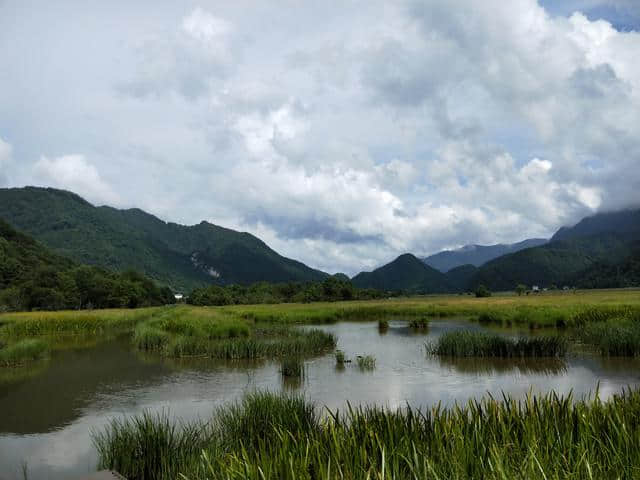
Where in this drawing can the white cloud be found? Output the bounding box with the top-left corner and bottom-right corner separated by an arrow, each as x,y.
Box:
32,155 -> 120,206
0,137 -> 12,186
117,7 -> 236,100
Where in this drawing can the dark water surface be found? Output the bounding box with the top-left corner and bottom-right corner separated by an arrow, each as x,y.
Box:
1,319 -> 640,479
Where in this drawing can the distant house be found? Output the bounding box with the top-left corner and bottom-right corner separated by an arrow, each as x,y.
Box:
174,293 -> 184,301
532,285 -> 540,292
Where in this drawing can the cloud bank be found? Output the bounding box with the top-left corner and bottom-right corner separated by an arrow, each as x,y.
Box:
1,0 -> 639,274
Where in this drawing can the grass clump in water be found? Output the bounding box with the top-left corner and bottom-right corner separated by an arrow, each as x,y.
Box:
428,330 -> 567,357
95,388 -> 640,480
335,349 -> 348,366
581,320 -> 640,356
377,319 -> 389,332
0,339 -> 48,366
93,410 -> 213,480
408,317 -> 429,329
280,356 -> 305,379
356,354 -> 376,370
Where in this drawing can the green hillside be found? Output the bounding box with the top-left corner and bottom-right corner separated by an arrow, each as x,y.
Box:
444,264 -> 478,291
571,248 -> 640,289
0,218 -> 174,311
352,253 -> 453,293
0,187 -> 328,291
552,209 -> 640,242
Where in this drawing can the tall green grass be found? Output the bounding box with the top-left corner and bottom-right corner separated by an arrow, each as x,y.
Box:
93,411 -> 214,479
280,356 -> 305,379
0,307 -> 161,337
0,339 -> 48,366
581,320 -> 640,356
138,328 -> 336,360
428,330 -> 568,357
133,324 -> 170,351
95,388 -> 640,480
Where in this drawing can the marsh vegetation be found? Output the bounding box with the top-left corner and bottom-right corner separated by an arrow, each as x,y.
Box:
4,290 -> 640,478
428,331 -> 568,358
94,388 -> 640,480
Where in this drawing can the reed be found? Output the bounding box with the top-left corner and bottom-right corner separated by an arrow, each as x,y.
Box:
408,317 -> 429,329
92,411 -> 214,480
133,324 -> 170,351
335,349 -> 347,365
280,356 -> 305,379
158,328 -> 336,360
0,307 -> 161,337
356,354 -> 376,370
0,338 -> 48,366
95,387 -> 640,480
377,319 -> 389,331
428,330 -> 568,357
581,320 -> 640,356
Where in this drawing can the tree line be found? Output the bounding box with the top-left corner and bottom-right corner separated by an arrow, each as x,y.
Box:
187,276 -> 386,306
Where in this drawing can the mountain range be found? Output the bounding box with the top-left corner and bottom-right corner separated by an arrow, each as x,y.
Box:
0,187 -> 327,292
1,186 -> 639,295
422,238 -> 548,272
355,208 -> 640,293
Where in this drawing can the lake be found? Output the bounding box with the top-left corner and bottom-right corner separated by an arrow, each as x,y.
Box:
1,318 -> 639,479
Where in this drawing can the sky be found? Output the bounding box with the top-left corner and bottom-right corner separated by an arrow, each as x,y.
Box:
1,0 -> 639,275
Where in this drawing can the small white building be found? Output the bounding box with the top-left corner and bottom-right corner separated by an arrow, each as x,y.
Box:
174,293 -> 184,301
532,285 -> 540,292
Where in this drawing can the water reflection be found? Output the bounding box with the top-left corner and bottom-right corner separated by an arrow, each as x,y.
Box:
438,356 -> 568,375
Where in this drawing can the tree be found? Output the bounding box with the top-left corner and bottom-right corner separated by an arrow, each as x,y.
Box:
515,284 -> 527,296
475,284 -> 492,298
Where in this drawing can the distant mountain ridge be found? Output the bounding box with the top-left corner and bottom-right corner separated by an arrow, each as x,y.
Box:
353,208 -> 640,293
0,187 -> 328,291
423,238 -> 548,272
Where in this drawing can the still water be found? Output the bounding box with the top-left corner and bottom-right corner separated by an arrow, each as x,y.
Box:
1,319 -> 640,479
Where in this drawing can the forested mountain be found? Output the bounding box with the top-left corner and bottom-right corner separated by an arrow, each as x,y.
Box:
0,218 -> 174,311
571,248 -> 640,289
444,264 -> 478,291
352,254 -> 453,293
0,187 -> 328,291
468,209 -> 640,291
359,208 -> 640,293
423,238 -> 547,272
551,209 -> 640,242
